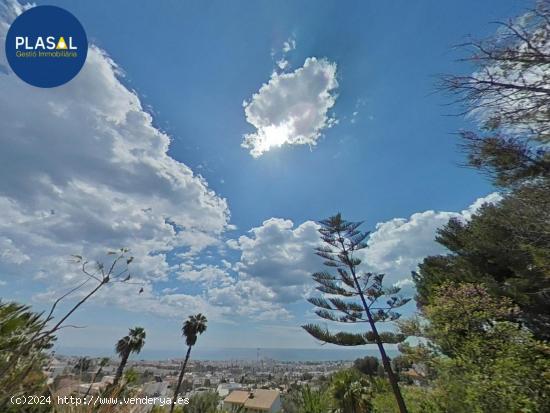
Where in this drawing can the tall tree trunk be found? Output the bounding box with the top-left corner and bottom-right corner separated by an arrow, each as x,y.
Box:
170,345 -> 192,413
351,269 -> 408,413
113,350 -> 129,387
84,365 -> 103,398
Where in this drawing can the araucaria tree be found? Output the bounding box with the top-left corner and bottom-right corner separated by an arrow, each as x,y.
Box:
113,327 -> 146,387
170,313 -> 208,413
303,214 -> 410,413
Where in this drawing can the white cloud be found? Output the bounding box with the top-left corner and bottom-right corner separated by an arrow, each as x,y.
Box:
226,194 -> 501,315
466,12 -> 549,139
272,36 -> 296,73
0,236 -> 29,264
229,218 -> 322,303
214,218 -> 322,320
0,2 -> 230,319
276,58 -> 289,70
177,264 -> 233,287
282,38 -> 296,53
207,278 -> 293,321
360,193 -> 501,288
242,57 -> 338,157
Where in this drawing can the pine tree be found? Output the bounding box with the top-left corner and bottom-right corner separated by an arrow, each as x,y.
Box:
302,213 -> 410,413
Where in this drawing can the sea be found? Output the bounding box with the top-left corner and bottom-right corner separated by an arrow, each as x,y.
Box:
53,346 -> 400,362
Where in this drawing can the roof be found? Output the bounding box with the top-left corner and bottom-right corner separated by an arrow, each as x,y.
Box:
224,389 -> 280,410
224,390 -> 250,404
403,369 -> 424,379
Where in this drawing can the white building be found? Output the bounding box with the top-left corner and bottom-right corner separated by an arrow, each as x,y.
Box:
76,375 -> 114,395
217,382 -> 244,398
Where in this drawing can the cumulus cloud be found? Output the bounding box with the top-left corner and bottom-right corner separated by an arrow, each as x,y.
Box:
226,194 -> 501,313
0,1 -> 229,318
359,211 -> 457,289
177,264 -> 233,287
241,57 -> 338,157
227,218 -> 322,304
208,278 -> 293,321
358,193 -> 501,288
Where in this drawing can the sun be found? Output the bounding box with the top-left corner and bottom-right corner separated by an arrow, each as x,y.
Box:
254,123 -> 293,154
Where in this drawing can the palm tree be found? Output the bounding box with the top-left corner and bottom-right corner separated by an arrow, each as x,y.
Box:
295,385 -> 332,413
113,327 -> 146,387
331,369 -> 373,413
169,313 -> 207,413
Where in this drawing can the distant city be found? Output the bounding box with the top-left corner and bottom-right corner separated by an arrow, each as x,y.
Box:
44,350 -> 379,411
53,346 -> 400,362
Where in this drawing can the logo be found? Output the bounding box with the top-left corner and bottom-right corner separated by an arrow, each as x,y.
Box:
5,5 -> 88,88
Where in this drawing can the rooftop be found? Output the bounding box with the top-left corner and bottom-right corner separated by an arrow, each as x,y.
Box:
224,389 -> 280,410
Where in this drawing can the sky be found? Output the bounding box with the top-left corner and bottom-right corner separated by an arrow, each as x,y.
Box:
0,0 -> 527,354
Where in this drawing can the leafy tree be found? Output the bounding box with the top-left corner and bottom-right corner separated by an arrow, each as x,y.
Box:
0,249 -> 136,382
300,372 -> 313,381
441,2 -> 550,187
390,355 -> 412,378
113,326 -> 146,387
293,385 -> 332,413
73,356 -> 91,378
370,379 -> 438,413
73,356 -> 90,371
0,301 -> 54,411
302,214 -> 410,413
170,313 -> 208,413
184,391 -> 219,413
124,367 -> 139,386
331,369 -> 373,413
410,283 -> 550,412
414,179 -> 550,340
354,356 -> 380,377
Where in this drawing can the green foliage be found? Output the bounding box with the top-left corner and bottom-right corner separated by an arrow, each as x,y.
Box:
427,336 -> 550,413
401,283 -> 550,413
353,356 -> 379,377
303,214 -> 409,346
184,391 -> 220,413
115,326 -> 147,358
113,326 -> 146,386
0,300 -> 54,411
124,367 -> 139,385
303,214 -> 409,412
426,283 -> 550,412
330,369 -> 373,413
423,283 -> 513,357
283,384 -> 332,413
183,313 -> 208,347
390,355 -> 412,379
414,178 -> 550,340
370,379 -> 438,413
171,314 -> 208,413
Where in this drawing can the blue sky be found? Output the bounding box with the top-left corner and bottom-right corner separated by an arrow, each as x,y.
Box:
0,0 -> 525,353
